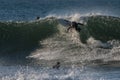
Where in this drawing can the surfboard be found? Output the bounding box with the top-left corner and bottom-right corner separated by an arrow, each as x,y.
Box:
58,19 -> 71,27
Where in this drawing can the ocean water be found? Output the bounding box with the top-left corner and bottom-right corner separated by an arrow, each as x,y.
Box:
0,0 -> 120,80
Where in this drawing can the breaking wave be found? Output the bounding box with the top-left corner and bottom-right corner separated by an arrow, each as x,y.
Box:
0,15 -> 120,66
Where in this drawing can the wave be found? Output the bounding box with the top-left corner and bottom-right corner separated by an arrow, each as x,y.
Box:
0,18 -> 58,45
0,15 -> 120,44
0,18 -> 59,65
0,15 -> 120,66
85,15 -> 120,42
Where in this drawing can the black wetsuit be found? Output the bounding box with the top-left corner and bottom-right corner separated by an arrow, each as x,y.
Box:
67,22 -> 83,32
71,22 -> 81,32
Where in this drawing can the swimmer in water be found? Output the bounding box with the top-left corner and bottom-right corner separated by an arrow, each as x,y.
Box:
53,62 -> 60,69
36,16 -> 40,20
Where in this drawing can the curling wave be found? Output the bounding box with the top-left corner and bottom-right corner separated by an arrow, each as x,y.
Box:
0,15 -> 120,66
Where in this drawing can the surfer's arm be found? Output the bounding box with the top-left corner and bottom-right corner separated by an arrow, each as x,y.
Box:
78,23 -> 84,26
67,26 -> 73,32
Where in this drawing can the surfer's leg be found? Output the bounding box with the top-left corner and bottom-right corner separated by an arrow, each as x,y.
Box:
67,26 -> 73,32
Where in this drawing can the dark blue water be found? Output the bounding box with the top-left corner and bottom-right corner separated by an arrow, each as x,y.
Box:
0,0 -> 120,21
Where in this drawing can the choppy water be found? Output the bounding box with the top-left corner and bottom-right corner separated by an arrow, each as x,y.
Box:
0,0 -> 120,80
1,66 -> 120,80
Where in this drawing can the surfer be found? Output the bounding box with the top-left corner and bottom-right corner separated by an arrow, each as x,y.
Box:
53,62 -> 60,69
67,21 -> 84,32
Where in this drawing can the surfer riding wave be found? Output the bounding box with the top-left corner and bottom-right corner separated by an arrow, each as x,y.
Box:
67,21 -> 84,32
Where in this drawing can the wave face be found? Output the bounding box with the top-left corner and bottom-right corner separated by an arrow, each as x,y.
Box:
0,19 -> 58,45
0,18 -> 59,65
0,15 -> 120,66
1,16 -> 120,44
81,16 -> 120,43
87,16 -> 120,41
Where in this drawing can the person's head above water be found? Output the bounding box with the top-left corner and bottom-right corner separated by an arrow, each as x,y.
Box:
53,62 -> 60,69
36,16 -> 40,20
